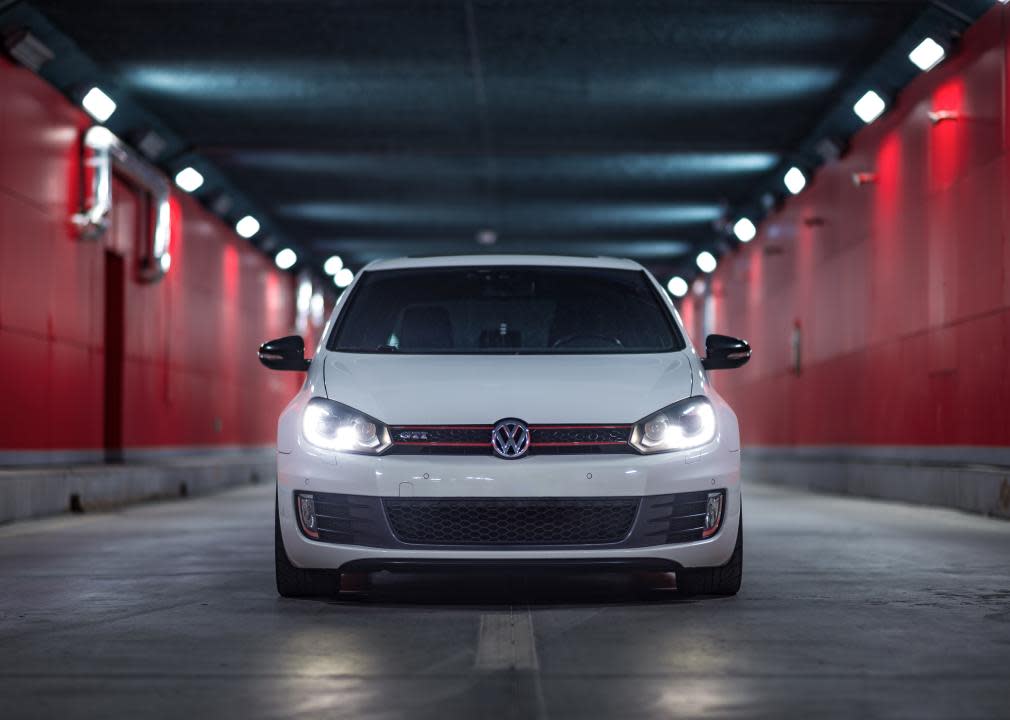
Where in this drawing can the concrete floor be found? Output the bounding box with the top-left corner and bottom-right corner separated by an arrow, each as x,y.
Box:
1,482 -> 1009,719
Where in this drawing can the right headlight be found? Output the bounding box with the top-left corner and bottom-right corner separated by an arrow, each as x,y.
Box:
629,396 -> 717,454
301,398 -> 392,454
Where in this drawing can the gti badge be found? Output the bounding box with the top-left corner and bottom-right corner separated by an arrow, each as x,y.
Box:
491,419 -> 530,459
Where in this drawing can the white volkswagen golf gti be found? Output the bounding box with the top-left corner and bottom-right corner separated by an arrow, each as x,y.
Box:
259,255 -> 751,597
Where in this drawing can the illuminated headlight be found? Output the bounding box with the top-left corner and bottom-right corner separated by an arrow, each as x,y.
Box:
301,398 -> 392,454
630,397 -> 717,453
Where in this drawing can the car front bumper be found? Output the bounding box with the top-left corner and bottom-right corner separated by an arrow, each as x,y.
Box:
277,443 -> 741,571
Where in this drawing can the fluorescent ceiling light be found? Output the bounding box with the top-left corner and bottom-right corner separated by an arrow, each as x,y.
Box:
853,90 -> 886,124
784,167 -> 807,195
275,248 -> 297,270
667,276 -> 689,298
733,218 -> 757,243
909,37 -> 946,71
323,255 -> 343,275
334,268 -> 354,288
696,251 -> 717,273
81,87 -> 117,122
174,167 -> 204,193
235,215 -> 260,238
86,125 -> 115,149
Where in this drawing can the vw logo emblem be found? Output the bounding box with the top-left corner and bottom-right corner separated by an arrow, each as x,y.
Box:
491,419 -> 530,459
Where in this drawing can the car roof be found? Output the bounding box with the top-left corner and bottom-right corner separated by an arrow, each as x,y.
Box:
361,254 -> 646,272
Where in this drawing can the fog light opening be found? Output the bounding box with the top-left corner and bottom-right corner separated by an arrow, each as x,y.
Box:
296,493 -> 319,539
702,491 -> 724,538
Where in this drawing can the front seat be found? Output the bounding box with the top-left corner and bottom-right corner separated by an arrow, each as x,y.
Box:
398,305 -> 454,350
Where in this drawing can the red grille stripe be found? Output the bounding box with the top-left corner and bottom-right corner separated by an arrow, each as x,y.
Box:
393,441 -> 489,447
532,425 -> 632,430
390,423 -> 632,448
530,441 -> 629,447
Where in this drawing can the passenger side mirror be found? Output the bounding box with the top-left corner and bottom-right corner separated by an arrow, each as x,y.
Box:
258,335 -> 311,371
702,334 -> 751,370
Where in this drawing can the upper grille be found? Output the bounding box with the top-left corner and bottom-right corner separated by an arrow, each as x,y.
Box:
387,424 -> 634,455
386,443 -> 631,456
383,497 -> 640,546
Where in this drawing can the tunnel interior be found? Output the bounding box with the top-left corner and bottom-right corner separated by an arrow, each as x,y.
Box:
0,1 -> 1009,718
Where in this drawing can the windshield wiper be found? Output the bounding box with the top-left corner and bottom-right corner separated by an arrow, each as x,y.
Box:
332,345 -> 399,353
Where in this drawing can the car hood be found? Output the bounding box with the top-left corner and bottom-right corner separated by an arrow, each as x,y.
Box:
322,352 -> 696,424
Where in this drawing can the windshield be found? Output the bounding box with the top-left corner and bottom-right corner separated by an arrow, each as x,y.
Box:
329,266 -> 683,354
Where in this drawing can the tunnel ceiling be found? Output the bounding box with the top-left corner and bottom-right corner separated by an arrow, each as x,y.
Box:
19,1 -> 970,277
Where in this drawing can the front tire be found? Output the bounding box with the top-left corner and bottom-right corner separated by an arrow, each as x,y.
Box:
676,515 -> 743,597
275,498 -> 341,598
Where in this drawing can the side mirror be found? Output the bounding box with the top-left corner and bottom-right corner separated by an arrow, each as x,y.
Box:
258,335 -> 311,371
702,334 -> 751,370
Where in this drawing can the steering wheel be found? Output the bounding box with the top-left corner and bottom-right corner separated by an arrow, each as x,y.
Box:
551,333 -> 624,349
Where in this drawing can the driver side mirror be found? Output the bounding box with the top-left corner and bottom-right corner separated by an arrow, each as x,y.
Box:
702,334 -> 751,370
258,335 -> 311,371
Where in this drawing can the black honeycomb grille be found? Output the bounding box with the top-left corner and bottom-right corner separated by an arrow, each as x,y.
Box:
383,497 -> 640,546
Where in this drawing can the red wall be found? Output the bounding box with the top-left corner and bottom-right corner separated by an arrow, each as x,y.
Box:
0,56 -> 302,459
683,8 -> 1010,448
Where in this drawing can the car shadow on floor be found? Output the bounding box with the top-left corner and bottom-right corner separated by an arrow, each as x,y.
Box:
308,570 -> 723,607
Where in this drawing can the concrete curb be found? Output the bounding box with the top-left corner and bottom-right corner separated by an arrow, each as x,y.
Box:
0,449 -> 276,523
743,446 -> 1010,519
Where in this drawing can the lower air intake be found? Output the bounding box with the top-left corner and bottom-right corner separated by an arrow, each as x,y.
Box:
383,497 -> 639,546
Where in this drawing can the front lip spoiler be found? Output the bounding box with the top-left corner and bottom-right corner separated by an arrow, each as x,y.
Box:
338,557 -> 681,574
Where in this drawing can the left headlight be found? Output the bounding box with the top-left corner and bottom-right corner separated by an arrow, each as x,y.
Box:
301,398 -> 392,454
629,396 -> 717,454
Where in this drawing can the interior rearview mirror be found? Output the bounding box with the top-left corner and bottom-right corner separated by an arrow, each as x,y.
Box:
702,334 -> 751,370
258,335 -> 311,371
